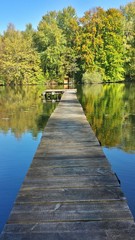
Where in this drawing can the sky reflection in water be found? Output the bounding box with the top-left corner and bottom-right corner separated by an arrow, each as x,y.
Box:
0,130 -> 42,232
103,147 -> 135,219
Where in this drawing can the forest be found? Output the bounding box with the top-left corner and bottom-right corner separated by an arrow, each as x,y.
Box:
0,1 -> 134,85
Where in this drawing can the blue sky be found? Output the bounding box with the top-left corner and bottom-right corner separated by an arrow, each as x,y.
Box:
0,0 -> 132,33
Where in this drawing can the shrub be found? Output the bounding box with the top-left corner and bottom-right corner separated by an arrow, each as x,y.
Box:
82,71 -> 103,84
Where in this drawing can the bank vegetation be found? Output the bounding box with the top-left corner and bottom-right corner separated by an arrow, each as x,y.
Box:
0,1 -> 134,85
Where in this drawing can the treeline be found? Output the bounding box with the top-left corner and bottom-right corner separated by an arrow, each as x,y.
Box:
0,1 -> 134,85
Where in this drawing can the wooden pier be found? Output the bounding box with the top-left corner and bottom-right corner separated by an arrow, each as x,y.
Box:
0,89 -> 135,239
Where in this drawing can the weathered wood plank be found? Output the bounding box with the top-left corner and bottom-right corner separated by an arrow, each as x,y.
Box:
16,186 -> 125,204
34,146 -> 105,158
1,231 -> 134,240
26,166 -> 113,178
8,201 -> 133,223
1,224 -> 135,240
30,156 -> 111,168
23,174 -> 119,189
3,220 -> 135,234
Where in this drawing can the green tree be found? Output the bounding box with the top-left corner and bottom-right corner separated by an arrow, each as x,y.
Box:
78,7 -> 125,82
57,7 -> 79,79
103,8 -> 125,81
34,8 -> 79,82
34,11 -> 67,82
0,24 -> 43,85
121,1 -> 135,79
57,6 -> 79,47
78,8 -> 106,80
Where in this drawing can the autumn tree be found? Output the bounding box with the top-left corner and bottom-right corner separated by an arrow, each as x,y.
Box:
103,8 -> 125,81
78,8 -> 106,81
0,24 -> 43,85
79,7 -> 125,82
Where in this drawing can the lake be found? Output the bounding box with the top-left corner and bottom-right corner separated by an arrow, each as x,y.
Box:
0,83 -> 135,233
77,83 -> 135,219
0,85 -> 58,233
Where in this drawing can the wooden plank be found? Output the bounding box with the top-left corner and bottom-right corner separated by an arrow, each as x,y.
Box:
26,166 -> 113,178
34,146 -> 105,158
8,201 -> 133,223
15,186 -> 125,204
23,174 -> 119,189
30,156 -> 111,168
3,220 -> 135,233
1,221 -> 135,240
0,89 -> 135,240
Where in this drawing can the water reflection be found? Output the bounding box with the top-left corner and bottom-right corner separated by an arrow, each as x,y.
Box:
77,83 -> 135,152
104,147 -> 135,219
77,83 -> 135,219
0,85 -> 57,137
0,85 -> 58,233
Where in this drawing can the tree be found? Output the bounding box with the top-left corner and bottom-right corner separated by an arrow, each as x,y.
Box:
34,11 -> 67,82
57,7 -> 79,79
57,6 -> 79,48
121,1 -> 135,79
0,24 -> 43,85
34,9 -> 79,82
79,7 -> 125,82
103,8 -> 125,81
78,8 -> 106,79
0,4 -> 134,85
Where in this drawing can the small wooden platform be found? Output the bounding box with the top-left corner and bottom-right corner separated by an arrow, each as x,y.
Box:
42,89 -> 65,102
1,90 -> 135,239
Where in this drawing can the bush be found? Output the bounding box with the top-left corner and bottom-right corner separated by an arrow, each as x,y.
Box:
82,71 -> 103,84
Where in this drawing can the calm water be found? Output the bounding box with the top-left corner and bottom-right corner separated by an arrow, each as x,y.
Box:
0,85 -> 58,233
77,83 -> 135,219
0,83 -> 135,233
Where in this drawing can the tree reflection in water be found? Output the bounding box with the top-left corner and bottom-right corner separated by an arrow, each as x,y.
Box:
77,83 -> 135,219
0,85 -> 58,233
77,83 -> 135,152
